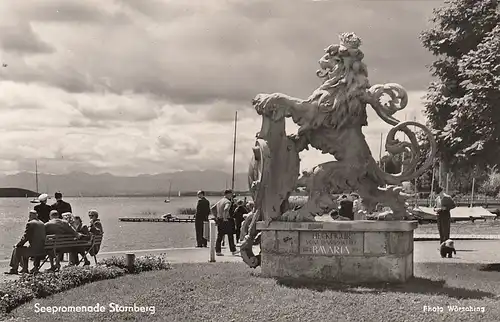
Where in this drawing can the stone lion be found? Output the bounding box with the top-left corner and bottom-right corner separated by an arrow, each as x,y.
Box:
251,32 -> 436,222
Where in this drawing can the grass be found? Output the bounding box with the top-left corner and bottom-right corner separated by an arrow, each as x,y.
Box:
416,220 -> 500,236
5,262 -> 500,322
0,255 -> 170,318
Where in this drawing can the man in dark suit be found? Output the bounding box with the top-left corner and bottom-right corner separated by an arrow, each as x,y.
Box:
4,210 -> 46,275
45,210 -> 81,270
195,190 -> 210,247
51,192 -> 72,218
434,186 -> 456,244
45,210 -> 80,236
34,193 -> 51,223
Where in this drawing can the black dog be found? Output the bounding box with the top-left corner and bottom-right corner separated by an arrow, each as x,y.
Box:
440,239 -> 456,258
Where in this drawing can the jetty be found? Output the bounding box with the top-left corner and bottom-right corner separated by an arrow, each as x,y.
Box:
412,206 -> 498,223
119,217 -> 195,223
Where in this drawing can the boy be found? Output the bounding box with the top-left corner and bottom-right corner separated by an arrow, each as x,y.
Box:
440,239 -> 456,258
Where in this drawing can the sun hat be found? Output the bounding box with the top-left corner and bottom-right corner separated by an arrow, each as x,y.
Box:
38,193 -> 48,202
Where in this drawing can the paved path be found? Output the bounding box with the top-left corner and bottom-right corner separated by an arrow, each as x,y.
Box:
414,240 -> 500,264
2,240 -> 500,283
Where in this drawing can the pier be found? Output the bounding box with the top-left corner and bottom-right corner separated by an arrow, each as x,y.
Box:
119,217 -> 195,223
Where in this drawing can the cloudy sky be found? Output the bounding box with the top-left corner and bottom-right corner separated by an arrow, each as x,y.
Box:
0,0 -> 444,176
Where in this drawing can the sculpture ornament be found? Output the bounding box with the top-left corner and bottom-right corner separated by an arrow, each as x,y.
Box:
239,32 -> 436,268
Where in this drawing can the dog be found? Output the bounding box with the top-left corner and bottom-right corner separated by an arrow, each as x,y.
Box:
440,239 -> 456,258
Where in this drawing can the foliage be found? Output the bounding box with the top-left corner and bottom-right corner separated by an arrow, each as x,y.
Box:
100,255 -> 171,273
480,166 -> 500,197
0,255 -> 171,315
0,266 -> 126,315
177,207 -> 196,215
420,0 -> 500,172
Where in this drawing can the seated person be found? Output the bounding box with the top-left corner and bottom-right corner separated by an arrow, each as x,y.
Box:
88,209 -> 103,257
69,216 -> 91,266
45,210 -> 82,270
62,212 -> 75,227
338,194 -> 354,220
4,210 -> 46,275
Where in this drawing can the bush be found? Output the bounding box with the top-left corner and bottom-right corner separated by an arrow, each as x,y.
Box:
100,254 -> 171,273
480,166 -> 500,197
0,255 -> 170,316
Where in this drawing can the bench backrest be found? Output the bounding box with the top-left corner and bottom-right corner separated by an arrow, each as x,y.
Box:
45,234 -> 103,249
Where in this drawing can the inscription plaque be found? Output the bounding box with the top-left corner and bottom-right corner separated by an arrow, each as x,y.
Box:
299,231 -> 363,255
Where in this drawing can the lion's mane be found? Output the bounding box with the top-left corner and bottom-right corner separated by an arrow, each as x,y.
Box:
306,34 -> 371,131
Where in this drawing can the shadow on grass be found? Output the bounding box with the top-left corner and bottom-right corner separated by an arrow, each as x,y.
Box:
275,276 -> 495,300
479,263 -> 500,272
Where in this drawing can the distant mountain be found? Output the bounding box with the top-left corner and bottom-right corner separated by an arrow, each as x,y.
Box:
0,188 -> 38,198
0,170 -> 249,197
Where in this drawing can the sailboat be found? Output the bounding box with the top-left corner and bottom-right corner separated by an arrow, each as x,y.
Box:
30,160 -> 40,203
164,181 -> 172,203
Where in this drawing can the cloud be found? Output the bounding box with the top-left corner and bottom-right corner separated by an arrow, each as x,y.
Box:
0,0 -> 440,176
0,22 -> 54,55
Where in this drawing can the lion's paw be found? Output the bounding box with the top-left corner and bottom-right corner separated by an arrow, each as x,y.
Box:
280,210 -> 316,222
253,93 -> 282,116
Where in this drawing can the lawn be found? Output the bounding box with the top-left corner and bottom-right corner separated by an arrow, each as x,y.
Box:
5,262 -> 500,322
416,220 -> 500,236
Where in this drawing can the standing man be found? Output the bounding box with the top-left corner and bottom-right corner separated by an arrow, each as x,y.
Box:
4,210 -> 46,275
195,190 -> 210,247
434,186 -> 456,244
34,193 -> 51,223
211,189 -> 237,256
51,192 -> 72,218
233,200 -> 248,244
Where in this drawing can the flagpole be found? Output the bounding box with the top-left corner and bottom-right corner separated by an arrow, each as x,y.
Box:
401,113 -> 407,173
231,111 -> 238,191
413,116 -> 418,206
379,133 -> 383,165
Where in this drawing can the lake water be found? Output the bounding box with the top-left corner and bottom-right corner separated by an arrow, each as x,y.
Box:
0,196 -> 225,261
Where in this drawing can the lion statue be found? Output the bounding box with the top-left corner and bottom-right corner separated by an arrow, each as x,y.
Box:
251,32 -> 436,222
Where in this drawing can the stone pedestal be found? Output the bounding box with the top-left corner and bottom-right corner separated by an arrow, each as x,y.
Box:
257,220 -> 417,283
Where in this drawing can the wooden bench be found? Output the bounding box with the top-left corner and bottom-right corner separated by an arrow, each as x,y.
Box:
40,234 -> 103,269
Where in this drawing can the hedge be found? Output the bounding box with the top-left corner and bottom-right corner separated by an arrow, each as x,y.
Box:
0,255 -> 171,316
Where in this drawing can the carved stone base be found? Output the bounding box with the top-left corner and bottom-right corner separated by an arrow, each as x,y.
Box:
257,221 -> 416,283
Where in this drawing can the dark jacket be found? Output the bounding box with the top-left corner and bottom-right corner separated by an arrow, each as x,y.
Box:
436,194 -> 456,216
89,219 -> 103,235
75,224 -> 90,240
45,219 -> 79,236
339,198 -> 354,219
51,200 -> 72,217
76,224 -> 89,235
17,219 -> 46,255
34,203 -> 52,223
233,205 -> 248,223
195,197 -> 210,221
